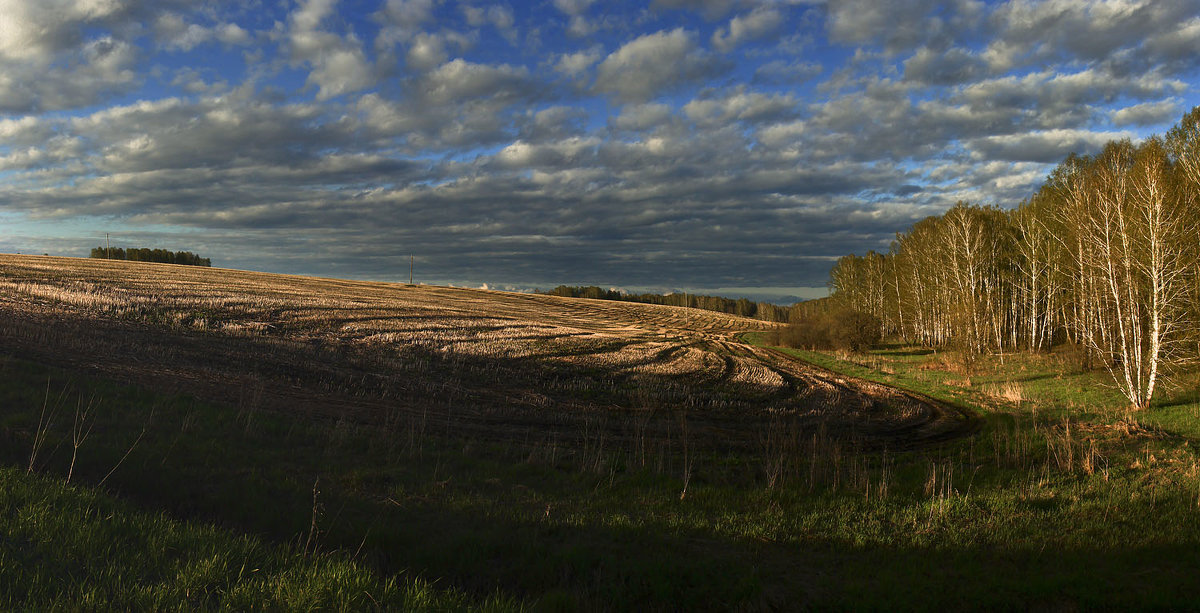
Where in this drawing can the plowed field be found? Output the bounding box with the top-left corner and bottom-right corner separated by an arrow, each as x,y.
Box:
0,254 -> 976,457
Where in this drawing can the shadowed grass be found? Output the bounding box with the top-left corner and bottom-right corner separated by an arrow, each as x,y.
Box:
0,465 -> 516,611
4,350 -> 1200,609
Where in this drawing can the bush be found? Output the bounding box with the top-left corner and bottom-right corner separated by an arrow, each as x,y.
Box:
769,308 -> 880,352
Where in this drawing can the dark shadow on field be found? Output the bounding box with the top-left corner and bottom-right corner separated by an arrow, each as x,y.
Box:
871,343 -> 936,357
1005,372 -> 1058,384
0,357 -> 801,610
0,355 -> 1197,610
0,305 -> 897,453
1153,390 -> 1200,410
826,542 -> 1200,609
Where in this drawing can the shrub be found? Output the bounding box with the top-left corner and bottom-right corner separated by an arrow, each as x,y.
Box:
769,308 -> 880,352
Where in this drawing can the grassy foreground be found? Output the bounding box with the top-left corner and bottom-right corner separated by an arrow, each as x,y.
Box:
4,337 -> 1200,609
0,465 -> 507,611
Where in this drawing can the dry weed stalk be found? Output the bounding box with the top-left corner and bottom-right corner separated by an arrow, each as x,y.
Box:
67,394 -> 98,484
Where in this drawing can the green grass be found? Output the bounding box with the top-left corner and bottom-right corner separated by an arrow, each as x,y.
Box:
3,344 -> 1200,609
0,465 -> 512,611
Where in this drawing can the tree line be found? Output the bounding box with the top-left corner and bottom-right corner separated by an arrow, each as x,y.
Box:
827,106 -> 1200,409
90,247 -> 212,267
541,285 -> 796,322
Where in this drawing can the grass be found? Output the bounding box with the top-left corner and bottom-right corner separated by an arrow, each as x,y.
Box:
0,464 -> 511,611
4,352 -> 1200,609
2,255 -> 1200,609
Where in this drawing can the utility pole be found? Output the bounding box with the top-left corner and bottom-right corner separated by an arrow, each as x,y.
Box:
410,254 -> 413,285
106,233 -> 110,259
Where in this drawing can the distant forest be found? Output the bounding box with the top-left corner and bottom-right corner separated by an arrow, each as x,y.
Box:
90,247 -> 211,267
826,106 -> 1200,410
540,285 -> 825,323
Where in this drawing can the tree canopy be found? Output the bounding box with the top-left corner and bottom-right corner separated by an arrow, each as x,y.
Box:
827,106 -> 1200,410
90,247 -> 212,267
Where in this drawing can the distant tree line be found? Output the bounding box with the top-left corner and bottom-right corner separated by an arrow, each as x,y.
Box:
825,106 -> 1200,410
541,285 -> 797,323
90,247 -> 212,267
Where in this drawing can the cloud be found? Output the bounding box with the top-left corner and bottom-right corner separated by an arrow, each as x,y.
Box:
712,6 -> 782,52
493,137 -> 599,170
967,129 -> 1133,163
652,0 -> 740,20
611,103 -> 676,132
517,106 -> 590,142
552,0 -> 598,36
421,59 -> 533,104
405,32 -> 448,71
985,0 -> 1200,73
593,28 -> 725,102
753,59 -> 823,85
552,0 -> 595,15
554,46 -> 602,77
0,0 -> 161,112
826,0 -> 985,54
0,35 -> 139,113
353,58 -> 541,151
756,120 -> 807,148
155,13 -> 253,52
902,46 -> 985,85
288,0 -> 375,100
374,0 -> 436,48
683,88 -> 798,127
1110,99 -> 1181,127
2,0 -> 1198,294
0,0 -> 129,62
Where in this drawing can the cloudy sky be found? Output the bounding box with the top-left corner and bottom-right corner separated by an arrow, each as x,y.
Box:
1,0 -> 1198,302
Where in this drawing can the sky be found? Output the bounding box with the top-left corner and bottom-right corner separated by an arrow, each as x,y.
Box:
1,0 -> 1198,304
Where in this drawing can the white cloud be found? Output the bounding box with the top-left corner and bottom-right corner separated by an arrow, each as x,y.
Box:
0,0 -> 127,62
494,137 -> 599,169
611,103 -> 674,132
756,120 -> 807,148
967,129 -> 1134,162
422,59 -> 532,104
374,0 -> 435,49
827,0 -> 984,54
903,46 -> 984,85
217,23 -> 251,46
986,0 -> 1200,72
288,0 -> 375,100
155,13 -> 252,52
0,35 -> 139,112
683,89 -> 797,127
554,47 -> 602,77
552,0 -> 597,36
712,6 -> 781,52
462,4 -> 518,43
519,106 -> 589,142
593,28 -> 723,102
553,0 -> 595,15
1111,99 -> 1181,127
406,32 -> 448,71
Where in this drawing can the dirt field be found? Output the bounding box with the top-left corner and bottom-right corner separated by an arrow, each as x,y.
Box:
0,254 -> 974,456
